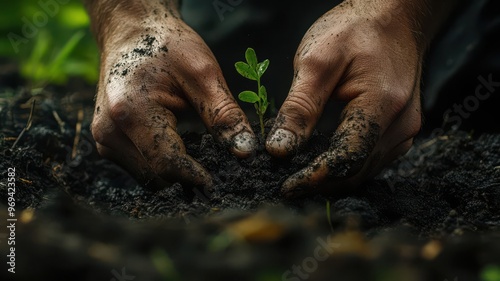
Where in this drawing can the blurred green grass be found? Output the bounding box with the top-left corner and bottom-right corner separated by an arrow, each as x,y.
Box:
0,0 -> 99,86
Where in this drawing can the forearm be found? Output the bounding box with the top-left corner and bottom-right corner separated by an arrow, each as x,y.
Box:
82,0 -> 181,49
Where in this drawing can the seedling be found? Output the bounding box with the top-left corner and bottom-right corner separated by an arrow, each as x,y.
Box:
235,48 -> 270,138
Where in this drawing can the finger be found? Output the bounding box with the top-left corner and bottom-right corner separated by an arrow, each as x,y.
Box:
282,138 -> 414,198
375,85 -> 422,156
92,94 -> 161,184
95,142 -> 169,188
103,91 -> 213,189
171,50 -> 257,158
266,57 -> 343,157
281,106 -> 381,197
280,83 -> 419,198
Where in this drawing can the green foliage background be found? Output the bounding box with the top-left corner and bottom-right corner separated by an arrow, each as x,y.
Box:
0,0 -> 98,86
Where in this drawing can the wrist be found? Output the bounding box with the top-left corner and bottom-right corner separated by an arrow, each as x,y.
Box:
367,0 -> 458,50
348,0 -> 457,52
84,0 -> 181,51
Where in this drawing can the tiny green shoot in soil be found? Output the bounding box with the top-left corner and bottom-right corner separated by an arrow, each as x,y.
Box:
235,48 -> 270,138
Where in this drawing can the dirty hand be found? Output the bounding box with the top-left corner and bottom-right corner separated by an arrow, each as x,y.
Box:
266,0 -> 431,197
86,0 -> 256,189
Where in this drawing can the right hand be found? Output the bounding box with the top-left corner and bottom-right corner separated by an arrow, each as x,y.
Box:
266,0 -> 425,197
88,1 -> 256,189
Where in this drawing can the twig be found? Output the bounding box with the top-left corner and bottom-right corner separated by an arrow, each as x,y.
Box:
52,110 -> 66,134
19,178 -> 33,184
71,108 -> 84,159
418,135 -> 449,151
11,99 -> 36,149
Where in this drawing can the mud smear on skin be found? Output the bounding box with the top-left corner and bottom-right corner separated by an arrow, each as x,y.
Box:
269,114 -> 305,151
106,34 -> 170,85
279,109 -> 380,197
326,108 -> 380,178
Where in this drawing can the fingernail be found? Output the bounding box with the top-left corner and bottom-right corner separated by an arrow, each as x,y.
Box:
267,128 -> 296,157
232,131 -> 256,157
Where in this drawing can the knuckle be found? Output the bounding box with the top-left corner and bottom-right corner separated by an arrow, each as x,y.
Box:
108,99 -> 132,125
187,59 -> 221,78
91,116 -> 114,145
390,93 -> 421,140
377,85 -> 413,119
211,98 -> 243,128
151,154 -> 201,185
386,89 -> 411,115
393,91 -> 410,112
151,153 -> 174,175
283,92 -> 319,122
295,51 -> 329,73
352,41 -> 378,58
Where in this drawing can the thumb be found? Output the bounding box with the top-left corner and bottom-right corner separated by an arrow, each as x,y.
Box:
266,65 -> 337,157
181,64 -> 257,158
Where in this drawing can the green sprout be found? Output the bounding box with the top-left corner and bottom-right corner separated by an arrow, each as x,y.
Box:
235,47 -> 270,138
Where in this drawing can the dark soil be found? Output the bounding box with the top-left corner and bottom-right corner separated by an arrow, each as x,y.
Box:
1,85 -> 500,281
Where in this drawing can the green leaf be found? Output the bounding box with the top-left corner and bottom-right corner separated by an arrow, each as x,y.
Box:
235,61 -> 257,81
258,85 -> 268,100
257,59 -> 270,77
260,102 -> 268,115
258,86 -> 268,115
238,91 -> 259,103
245,48 -> 258,68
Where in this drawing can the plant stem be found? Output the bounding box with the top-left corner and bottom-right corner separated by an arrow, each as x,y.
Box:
257,76 -> 265,138
259,112 -> 265,138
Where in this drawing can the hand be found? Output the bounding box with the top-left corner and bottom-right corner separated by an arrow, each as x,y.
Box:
87,1 -> 256,189
266,0 -> 426,197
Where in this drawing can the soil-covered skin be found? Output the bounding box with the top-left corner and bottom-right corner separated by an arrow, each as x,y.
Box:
1,86 -> 500,281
